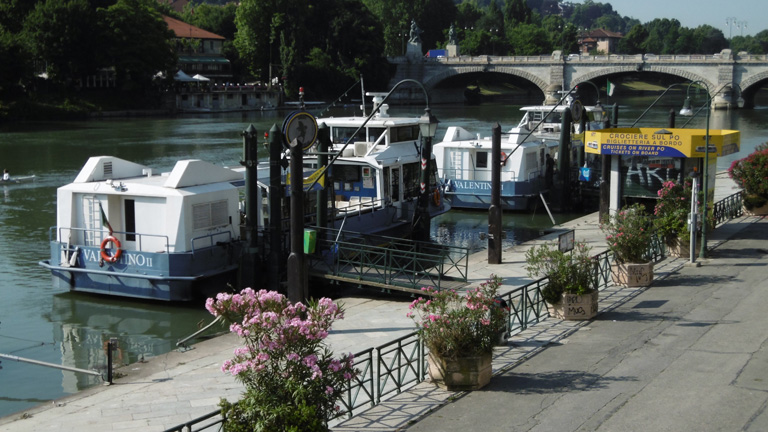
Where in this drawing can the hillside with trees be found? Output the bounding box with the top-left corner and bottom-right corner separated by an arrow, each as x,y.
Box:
2,0 -> 768,119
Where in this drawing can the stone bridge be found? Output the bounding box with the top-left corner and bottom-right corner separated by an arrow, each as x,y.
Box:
388,50 -> 768,109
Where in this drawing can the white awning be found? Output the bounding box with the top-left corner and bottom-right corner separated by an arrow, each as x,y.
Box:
174,70 -> 197,82
192,74 -> 210,82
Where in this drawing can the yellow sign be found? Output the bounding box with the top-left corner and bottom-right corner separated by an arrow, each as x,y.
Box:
584,127 -> 740,158
287,168 -> 325,191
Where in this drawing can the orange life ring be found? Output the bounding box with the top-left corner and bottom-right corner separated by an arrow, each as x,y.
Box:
100,236 -> 122,264
432,188 -> 441,206
500,152 -> 507,166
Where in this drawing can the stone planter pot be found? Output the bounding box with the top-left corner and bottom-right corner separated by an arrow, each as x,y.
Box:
427,351 -> 492,391
666,238 -> 698,258
611,261 -> 654,287
546,290 -> 599,320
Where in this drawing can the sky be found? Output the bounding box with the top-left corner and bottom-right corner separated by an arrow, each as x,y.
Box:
583,0 -> 764,36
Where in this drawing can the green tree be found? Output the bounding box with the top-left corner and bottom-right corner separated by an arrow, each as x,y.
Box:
99,0 -> 176,89
181,3 -> 237,40
22,0 -> 105,85
642,18 -> 681,54
0,30 -> 33,97
617,24 -> 647,54
693,25 -> 727,54
504,0 -> 531,25
236,0 -> 385,98
507,22 -> 550,55
0,0 -> 41,33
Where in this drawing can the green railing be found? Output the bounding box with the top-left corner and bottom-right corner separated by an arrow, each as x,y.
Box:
306,227 -> 470,292
713,191 -> 743,225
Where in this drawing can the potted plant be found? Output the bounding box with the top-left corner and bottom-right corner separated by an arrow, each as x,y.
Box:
206,288 -> 358,432
407,276 -> 506,391
601,203 -> 655,287
728,143 -> 768,215
653,179 -> 699,257
525,240 -> 598,320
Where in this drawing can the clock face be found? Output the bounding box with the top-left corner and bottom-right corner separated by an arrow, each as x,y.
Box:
570,100 -> 583,122
282,111 -> 318,151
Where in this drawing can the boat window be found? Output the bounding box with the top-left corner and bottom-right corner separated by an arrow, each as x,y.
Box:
476,151 -> 488,168
402,162 -> 420,200
124,199 -> 136,241
330,165 -> 360,182
545,113 -> 562,123
192,200 -> 229,230
390,125 -> 419,142
331,127 -> 361,144
367,127 -> 386,144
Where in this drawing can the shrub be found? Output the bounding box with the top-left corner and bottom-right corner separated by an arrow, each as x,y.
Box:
729,143 -> 768,210
600,203 -> 654,264
525,240 -> 595,305
407,276 -> 506,360
206,289 -> 357,432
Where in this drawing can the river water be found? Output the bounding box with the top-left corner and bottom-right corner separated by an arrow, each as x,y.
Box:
1,94 -> 767,418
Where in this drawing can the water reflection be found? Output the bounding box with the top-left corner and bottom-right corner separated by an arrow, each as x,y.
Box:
45,293 -> 216,394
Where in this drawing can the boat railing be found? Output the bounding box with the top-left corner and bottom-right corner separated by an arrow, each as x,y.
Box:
52,227 -> 172,254
442,167 -> 526,184
334,196 -> 383,214
190,231 -> 235,253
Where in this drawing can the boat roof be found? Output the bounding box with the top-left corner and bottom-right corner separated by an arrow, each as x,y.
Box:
520,104 -> 601,112
316,115 -> 421,128
71,156 -> 243,190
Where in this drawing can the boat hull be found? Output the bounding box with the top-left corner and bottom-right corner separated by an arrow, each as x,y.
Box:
40,241 -> 243,302
443,179 -> 543,211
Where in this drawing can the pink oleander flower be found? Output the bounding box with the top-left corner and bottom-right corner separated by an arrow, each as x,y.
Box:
407,275 -> 505,360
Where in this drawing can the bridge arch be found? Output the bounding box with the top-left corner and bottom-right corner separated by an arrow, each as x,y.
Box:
422,65 -> 549,97
571,67 -> 717,99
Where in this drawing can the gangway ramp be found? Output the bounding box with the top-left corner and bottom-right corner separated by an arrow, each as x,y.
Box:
306,228 -> 469,295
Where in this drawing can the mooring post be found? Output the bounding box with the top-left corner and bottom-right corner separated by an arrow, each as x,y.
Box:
241,124 -> 259,289
287,137 -> 308,303
106,338 -> 117,385
488,123 -> 502,264
268,124 -> 284,293
557,108 -> 572,210
316,123 -> 330,230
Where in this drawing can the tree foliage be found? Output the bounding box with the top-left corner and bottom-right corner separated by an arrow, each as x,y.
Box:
100,0 -> 177,89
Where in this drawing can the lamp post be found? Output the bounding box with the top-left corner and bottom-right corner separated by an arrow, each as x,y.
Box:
413,107 -> 440,242
679,81 -> 712,259
725,17 -> 738,41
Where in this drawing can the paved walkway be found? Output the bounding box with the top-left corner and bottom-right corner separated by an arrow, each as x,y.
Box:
0,176 -> 754,431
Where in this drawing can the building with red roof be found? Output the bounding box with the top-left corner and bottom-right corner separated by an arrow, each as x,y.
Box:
163,15 -> 231,82
578,29 -> 623,54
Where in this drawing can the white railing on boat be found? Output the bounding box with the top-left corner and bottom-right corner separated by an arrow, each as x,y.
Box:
51,227 -> 235,254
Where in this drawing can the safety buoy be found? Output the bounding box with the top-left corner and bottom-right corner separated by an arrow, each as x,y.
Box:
500,152 -> 507,166
433,188 -> 441,206
100,236 -> 122,264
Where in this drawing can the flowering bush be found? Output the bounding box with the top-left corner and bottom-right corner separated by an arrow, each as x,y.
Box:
600,203 -> 654,264
729,143 -> 768,210
206,289 -> 357,432
407,276 -> 506,360
525,240 -> 595,305
654,179 -> 696,244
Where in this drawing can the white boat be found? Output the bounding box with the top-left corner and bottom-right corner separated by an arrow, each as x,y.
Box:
38,93 -> 450,301
296,92 -> 451,237
39,157 -> 246,301
433,98 -> 606,210
1,174 -> 36,184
